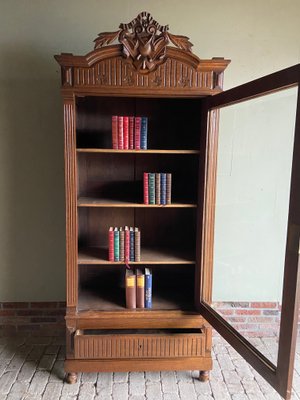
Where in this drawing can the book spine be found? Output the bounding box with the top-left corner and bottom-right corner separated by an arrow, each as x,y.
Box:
155,173 -> 161,205
134,228 -> 141,262
125,270 -> 136,309
135,117 -> 141,150
148,173 -> 155,205
123,116 -> 129,150
140,117 -> 148,150
129,116 -> 134,150
160,173 -> 167,205
129,227 -> 135,262
145,269 -> 152,309
166,173 -> 172,205
108,227 -> 114,261
143,172 -> 149,204
118,116 -> 124,149
114,228 -> 119,261
119,228 -> 125,262
112,115 -> 118,149
125,226 -> 130,262
136,270 -> 145,308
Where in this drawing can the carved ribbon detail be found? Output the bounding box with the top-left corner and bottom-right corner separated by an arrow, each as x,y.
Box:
94,11 -> 193,74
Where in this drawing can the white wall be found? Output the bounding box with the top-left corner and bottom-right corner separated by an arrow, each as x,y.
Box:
0,0 -> 299,300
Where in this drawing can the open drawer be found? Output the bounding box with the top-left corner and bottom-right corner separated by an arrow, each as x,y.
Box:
74,329 -> 206,359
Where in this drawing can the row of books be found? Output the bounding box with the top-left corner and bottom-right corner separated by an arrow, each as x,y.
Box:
125,268 -> 152,309
108,227 -> 141,262
143,172 -> 172,205
112,116 -> 148,150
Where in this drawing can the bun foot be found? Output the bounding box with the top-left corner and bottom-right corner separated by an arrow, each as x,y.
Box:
199,370 -> 210,382
66,372 -> 77,384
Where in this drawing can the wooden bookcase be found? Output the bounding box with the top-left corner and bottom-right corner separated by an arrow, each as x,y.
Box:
55,12 -> 300,398
55,12 -> 229,382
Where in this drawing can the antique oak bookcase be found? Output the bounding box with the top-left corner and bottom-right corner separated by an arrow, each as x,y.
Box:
55,12 -> 300,399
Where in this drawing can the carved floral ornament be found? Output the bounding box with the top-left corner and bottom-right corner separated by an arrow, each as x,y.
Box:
94,11 -> 193,74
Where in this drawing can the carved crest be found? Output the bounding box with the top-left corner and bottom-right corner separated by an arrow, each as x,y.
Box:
94,11 -> 193,74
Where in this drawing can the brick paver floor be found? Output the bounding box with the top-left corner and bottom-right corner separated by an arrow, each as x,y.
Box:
0,335 -> 299,399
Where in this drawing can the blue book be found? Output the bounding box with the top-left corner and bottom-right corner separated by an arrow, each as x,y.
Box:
129,227 -> 135,261
160,173 -> 167,205
114,228 -> 119,262
145,267 -> 152,308
140,117 -> 148,149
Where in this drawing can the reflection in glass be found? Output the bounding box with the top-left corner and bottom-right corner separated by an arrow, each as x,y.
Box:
211,87 -> 298,365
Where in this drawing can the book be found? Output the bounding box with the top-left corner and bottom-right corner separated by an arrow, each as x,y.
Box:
148,173 -> 155,205
129,116 -> 134,150
135,117 -> 141,150
125,269 -> 136,309
111,115 -> 118,149
140,116 -> 148,149
129,227 -> 135,262
108,227 -> 114,262
123,116 -> 129,150
124,226 -> 130,262
134,227 -> 141,262
118,116 -> 124,149
166,173 -> 172,205
143,172 -> 149,204
160,173 -> 167,205
155,173 -> 161,205
114,227 -> 119,261
119,227 -> 125,262
136,268 -> 145,308
145,268 -> 152,309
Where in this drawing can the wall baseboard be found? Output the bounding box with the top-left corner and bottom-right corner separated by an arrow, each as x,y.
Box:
0,301 -> 287,337
0,302 -> 66,336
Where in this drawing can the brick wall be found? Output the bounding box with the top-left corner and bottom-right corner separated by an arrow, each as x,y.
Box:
213,301 -> 281,337
0,302 -> 66,336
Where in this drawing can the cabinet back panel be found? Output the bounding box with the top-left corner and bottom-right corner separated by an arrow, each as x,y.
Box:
76,97 -> 201,150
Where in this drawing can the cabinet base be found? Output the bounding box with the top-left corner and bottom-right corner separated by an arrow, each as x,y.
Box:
65,372 -> 77,384
199,370 -> 210,382
65,357 -> 212,374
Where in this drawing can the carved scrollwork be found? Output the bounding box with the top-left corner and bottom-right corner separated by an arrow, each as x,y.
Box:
94,11 -> 193,74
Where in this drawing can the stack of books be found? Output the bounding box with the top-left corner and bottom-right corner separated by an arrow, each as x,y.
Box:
143,172 -> 172,205
125,267 -> 152,309
108,226 -> 141,262
112,116 -> 148,150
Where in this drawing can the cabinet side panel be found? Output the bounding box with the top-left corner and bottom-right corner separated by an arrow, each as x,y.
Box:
64,96 -> 78,308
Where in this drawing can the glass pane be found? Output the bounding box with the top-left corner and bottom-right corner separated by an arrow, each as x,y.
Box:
211,86 -> 298,365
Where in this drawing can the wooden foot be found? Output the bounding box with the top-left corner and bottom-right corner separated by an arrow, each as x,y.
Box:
199,370 -> 210,382
66,372 -> 77,384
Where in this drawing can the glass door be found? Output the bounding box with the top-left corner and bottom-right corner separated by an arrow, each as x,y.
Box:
197,64 -> 300,400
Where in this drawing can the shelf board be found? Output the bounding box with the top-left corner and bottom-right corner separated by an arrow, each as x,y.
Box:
78,247 -> 195,265
77,148 -> 199,155
77,197 -> 197,208
78,287 -> 195,312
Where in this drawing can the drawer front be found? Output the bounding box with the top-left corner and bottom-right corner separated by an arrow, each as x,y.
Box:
74,330 -> 206,359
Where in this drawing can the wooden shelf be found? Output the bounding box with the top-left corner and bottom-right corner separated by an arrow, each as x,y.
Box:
78,247 -> 195,265
78,197 -> 197,208
78,287 -> 195,312
77,148 -> 199,154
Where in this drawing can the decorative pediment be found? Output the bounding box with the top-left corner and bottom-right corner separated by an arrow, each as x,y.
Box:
93,11 -> 193,74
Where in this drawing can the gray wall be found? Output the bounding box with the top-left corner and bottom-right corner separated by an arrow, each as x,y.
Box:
0,0 -> 299,301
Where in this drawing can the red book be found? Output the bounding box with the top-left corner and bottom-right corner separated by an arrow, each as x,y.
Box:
135,117 -> 141,150
118,116 -> 124,149
143,172 -> 149,204
123,116 -> 129,149
129,116 -> 134,149
108,227 -> 114,261
125,226 -> 130,262
112,116 -> 118,149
